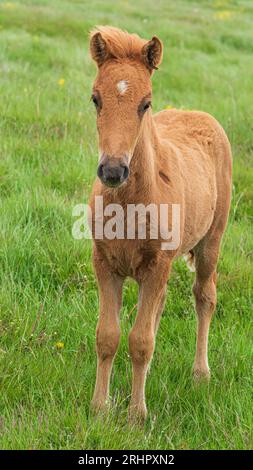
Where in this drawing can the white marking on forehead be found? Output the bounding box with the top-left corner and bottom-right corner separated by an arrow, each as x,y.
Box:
117,80 -> 128,94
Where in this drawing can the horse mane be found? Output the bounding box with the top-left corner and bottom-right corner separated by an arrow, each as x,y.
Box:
89,26 -> 147,61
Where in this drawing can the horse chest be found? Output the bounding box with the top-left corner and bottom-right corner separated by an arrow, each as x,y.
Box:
96,238 -> 161,280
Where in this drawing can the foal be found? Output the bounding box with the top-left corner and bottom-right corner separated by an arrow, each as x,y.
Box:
88,26 -> 232,422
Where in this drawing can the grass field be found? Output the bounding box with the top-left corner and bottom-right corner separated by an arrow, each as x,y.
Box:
0,0 -> 253,450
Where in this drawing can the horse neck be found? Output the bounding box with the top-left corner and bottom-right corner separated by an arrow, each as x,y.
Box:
130,112 -> 158,194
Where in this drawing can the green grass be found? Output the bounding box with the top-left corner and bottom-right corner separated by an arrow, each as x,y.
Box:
0,0 -> 253,450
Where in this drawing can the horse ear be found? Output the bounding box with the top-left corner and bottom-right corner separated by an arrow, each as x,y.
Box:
141,36 -> 163,73
90,32 -> 111,67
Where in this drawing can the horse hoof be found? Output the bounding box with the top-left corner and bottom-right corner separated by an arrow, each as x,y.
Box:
128,404 -> 147,426
90,399 -> 109,416
193,368 -> 211,383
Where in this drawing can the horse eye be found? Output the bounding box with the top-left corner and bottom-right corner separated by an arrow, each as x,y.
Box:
137,97 -> 152,117
143,101 -> 151,112
91,94 -> 98,107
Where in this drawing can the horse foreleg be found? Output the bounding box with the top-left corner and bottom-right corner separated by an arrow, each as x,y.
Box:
91,262 -> 123,413
128,265 -> 169,423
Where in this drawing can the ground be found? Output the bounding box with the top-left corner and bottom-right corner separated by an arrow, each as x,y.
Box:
0,0 -> 252,450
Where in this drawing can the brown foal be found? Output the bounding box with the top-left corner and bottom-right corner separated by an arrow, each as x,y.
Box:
88,26 -> 232,422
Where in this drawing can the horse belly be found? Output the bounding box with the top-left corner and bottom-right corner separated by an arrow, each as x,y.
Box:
180,173 -> 217,254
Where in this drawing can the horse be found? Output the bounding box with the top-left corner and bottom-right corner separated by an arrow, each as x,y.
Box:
88,26 -> 232,422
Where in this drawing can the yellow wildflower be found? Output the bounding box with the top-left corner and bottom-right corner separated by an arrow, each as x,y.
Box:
214,10 -> 233,20
55,341 -> 64,350
166,104 -> 174,109
213,0 -> 230,7
1,2 -> 17,9
58,78 -> 65,87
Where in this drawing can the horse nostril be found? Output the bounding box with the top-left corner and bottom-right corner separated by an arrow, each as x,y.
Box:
97,164 -> 104,179
122,165 -> 129,180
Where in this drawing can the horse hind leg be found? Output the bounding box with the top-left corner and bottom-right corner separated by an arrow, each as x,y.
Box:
192,234 -> 221,381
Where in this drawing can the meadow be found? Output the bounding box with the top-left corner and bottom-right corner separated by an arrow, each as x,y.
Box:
0,0 -> 252,450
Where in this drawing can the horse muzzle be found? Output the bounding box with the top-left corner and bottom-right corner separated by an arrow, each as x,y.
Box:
97,155 -> 130,188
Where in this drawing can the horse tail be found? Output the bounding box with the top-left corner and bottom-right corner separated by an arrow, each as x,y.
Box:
183,250 -> 195,272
